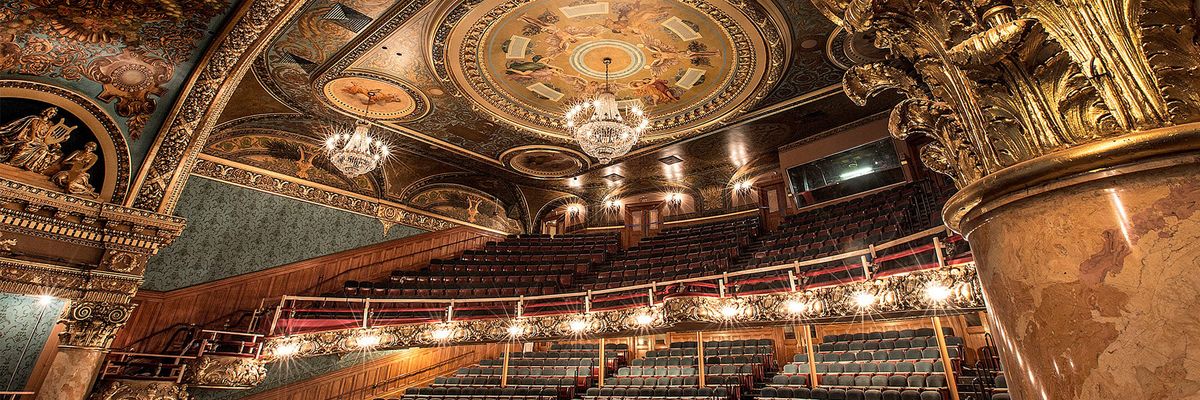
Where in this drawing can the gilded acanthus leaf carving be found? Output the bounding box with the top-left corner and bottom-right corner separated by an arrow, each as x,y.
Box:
809,0 -> 1200,187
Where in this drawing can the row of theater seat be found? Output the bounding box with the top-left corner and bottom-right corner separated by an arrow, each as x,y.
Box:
584,387 -> 730,399
402,386 -> 560,400
759,386 -> 943,400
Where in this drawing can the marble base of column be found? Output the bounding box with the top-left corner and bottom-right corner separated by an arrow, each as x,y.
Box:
35,347 -> 105,400
944,123 -> 1200,399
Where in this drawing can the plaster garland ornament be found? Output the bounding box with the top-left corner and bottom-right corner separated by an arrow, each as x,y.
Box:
184,355 -> 268,389
807,0 -> 1200,188
90,380 -> 191,400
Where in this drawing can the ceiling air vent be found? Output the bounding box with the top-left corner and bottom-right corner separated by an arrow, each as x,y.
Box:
658,155 -> 684,165
323,3 -> 373,33
283,52 -> 319,73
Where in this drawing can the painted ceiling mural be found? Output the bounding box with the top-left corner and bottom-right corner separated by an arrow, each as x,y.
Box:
0,0 -> 238,178
194,0 -> 886,233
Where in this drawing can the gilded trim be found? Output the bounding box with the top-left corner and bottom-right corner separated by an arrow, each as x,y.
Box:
945,122 -> 1200,234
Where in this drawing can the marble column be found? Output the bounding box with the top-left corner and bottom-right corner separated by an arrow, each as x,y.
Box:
944,125 -> 1200,399
804,0 -> 1200,398
36,301 -> 135,400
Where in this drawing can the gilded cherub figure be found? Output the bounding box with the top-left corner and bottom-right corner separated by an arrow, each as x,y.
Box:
50,141 -> 99,198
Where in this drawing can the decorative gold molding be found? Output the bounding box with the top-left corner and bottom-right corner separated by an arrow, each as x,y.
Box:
91,380 -> 190,400
191,155 -> 514,234
128,0 -> 307,214
810,0 -> 1200,189
58,300 -> 136,349
945,122 -> 1200,234
267,263 -> 983,359
184,355 -> 268,389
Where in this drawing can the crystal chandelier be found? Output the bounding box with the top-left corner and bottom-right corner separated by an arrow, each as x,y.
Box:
324,91 -> 390,178
565,58 -> 649,164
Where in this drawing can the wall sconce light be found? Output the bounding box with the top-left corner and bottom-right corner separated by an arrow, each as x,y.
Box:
273,341 -> 303,358
665,192 -> 683,204
354,332 -> 383,348
733,181 -> 753,193
567,204 -> 583,215
604,199 -> 622,210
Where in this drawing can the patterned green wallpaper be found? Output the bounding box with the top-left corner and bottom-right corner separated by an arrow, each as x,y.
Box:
0,293 -> 65,391
143,176 -> 426,291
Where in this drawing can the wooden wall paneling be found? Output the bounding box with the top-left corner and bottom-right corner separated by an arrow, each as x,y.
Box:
241,343 -> 502,400
114,227 -> 501,352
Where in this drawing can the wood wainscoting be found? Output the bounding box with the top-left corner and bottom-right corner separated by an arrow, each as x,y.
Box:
243,343 -> 503,400
114,226 -> 501,352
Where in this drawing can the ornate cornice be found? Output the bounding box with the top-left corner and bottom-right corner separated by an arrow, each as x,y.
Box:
128,0 -> 306,214
191,155 -> 514,234
0,257 -> 142,304
809,0 -> 1200,188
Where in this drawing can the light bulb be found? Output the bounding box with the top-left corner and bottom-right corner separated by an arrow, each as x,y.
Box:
569,318 -> 589,333
507,324 -> 526,337
355,333 -> 382,348
720,305 -> 740,319
431,328 -> 454,341
853,292 -> 876,309
783,299 -> 806,315
274,341 -> 302,357
925,283 -> 952,303
36,295 -> 54,306
635,313 -> 655,326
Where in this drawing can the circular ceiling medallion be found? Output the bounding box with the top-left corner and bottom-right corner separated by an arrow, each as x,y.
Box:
435,0 -> 786,141
501,146 -> 589,179
322,75 -> 429,121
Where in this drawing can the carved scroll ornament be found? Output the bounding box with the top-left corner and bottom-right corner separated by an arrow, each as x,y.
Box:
810,0 -> 1200,187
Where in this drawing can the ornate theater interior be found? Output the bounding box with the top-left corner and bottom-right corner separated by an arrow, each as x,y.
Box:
0,0 -> 1195,399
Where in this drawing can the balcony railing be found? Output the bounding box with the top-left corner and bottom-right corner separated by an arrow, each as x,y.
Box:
257,227 -> 982,360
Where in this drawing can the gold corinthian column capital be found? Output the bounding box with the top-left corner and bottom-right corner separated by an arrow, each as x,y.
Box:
810,0 -> 1200,399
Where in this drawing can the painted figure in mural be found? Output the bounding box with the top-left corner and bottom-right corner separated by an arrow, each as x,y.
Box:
0,107 -> 76,173
50,142 -> 99,197
466,196 -> 483,223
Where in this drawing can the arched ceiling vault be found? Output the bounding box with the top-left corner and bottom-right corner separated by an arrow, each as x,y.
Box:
180,0 -> 897,232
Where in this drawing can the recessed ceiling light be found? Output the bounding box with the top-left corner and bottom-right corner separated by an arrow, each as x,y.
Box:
658,155 -> 683,165
603,173 -> 624,181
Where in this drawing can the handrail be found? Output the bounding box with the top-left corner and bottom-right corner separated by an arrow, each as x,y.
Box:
122,234 -> 490,354
264,226 -> 956,337
322,350 -> 478,400
272,226 -> 947,307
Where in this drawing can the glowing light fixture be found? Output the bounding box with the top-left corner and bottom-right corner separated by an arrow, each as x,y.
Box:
565,58 -> 649,164
430,327 -> 455,341
569,319 -> 590,333
733,181 -> 753,192
783,299 -> 807,315
924,282 -> 952,303
274,341 -> 302,358
507,323 -> 527,337
355,333 -> 382,348
634,312 -> 656,326
719,304 -> 741,320
853,291 -> 876,309
666,192 -> 683,204
36,294 -> 54,306
325,91 -> 390,178
839,167 -> 874,180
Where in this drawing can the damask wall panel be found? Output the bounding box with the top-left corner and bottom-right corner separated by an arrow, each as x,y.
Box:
0,0 -> 239,171
0,293 -> 64,390
144,176 -> 424,291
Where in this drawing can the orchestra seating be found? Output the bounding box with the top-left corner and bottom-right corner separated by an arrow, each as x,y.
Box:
764,329 -> 958,400
991,374 -> 1009,400
399,344 -> 629,400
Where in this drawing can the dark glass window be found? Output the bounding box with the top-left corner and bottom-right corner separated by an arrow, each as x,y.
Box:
788,139 -> 903,206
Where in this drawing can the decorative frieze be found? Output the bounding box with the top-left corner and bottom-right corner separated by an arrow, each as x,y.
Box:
184,355 -> 268,389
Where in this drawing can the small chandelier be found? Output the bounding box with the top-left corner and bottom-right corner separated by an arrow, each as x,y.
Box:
565,58 -> 649,164
325,90 -> 390,178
